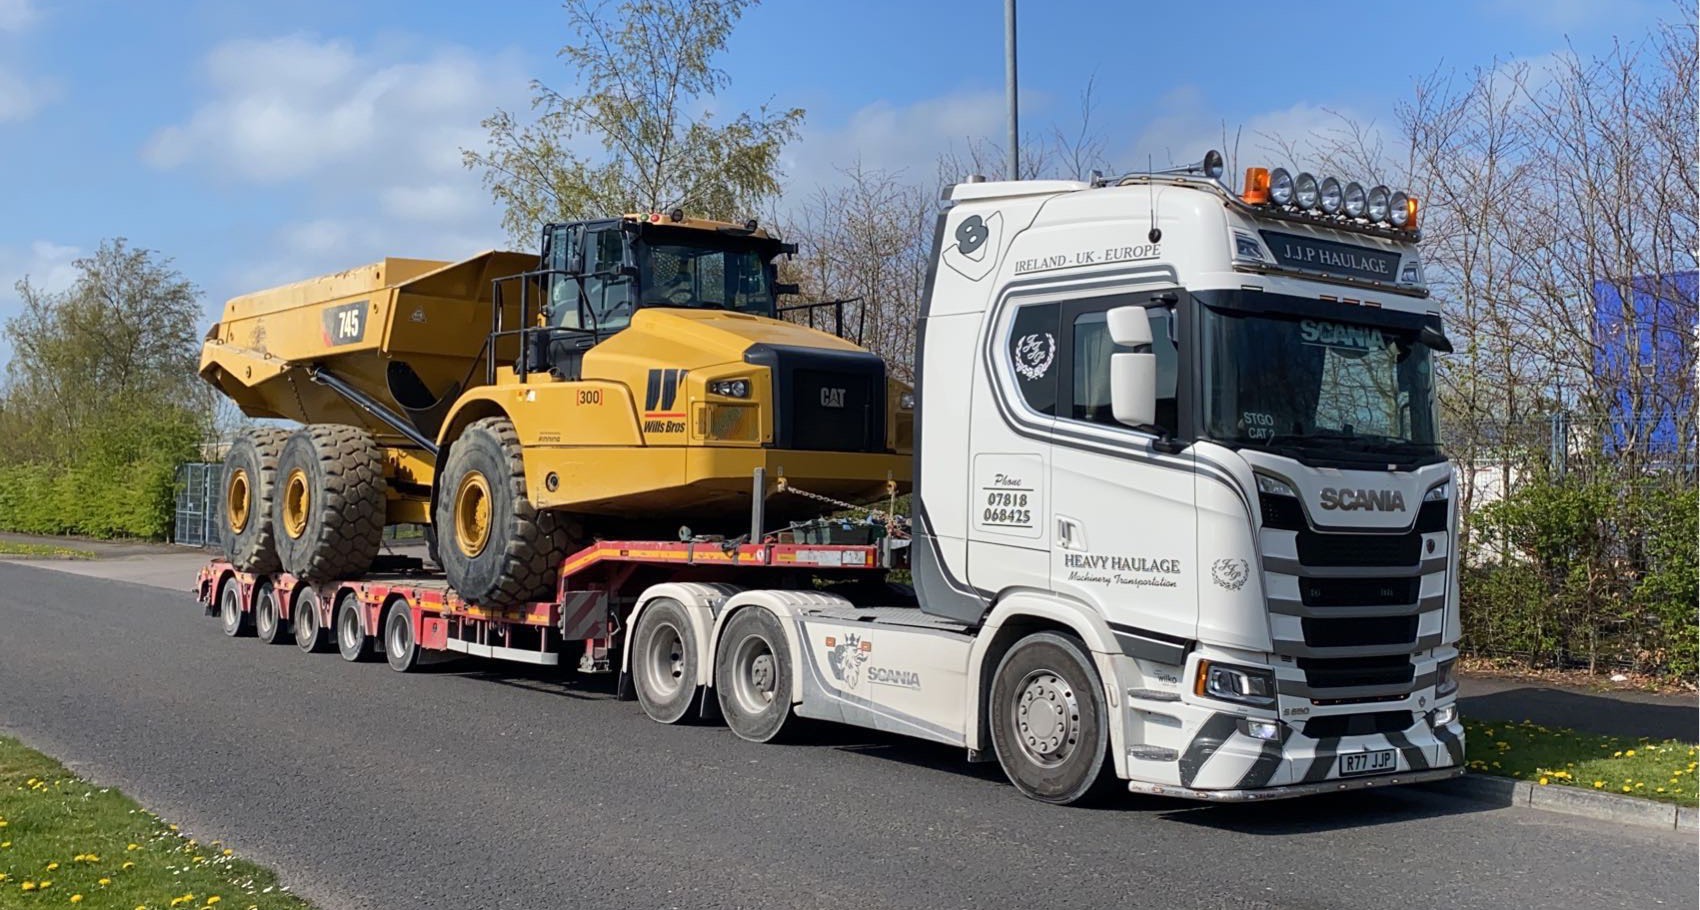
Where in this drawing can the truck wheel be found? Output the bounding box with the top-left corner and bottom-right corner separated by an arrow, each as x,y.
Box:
218,575 -> 251,637
335,592 -> 372,662
988,632 -> 1118,805
253,580 -> 286,645
384,601 -> 419,673
715,607 -> 795,743
219,428 -> 289,572
273,425 -> 386,582
294,587 -> 327,653
631,598 -> 698,724
435,417 -> 573,607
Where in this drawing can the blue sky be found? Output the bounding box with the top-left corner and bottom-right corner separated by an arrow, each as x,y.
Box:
0,0 -> 1673,338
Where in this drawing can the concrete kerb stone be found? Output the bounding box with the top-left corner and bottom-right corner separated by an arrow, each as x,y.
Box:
1430,773 -> 1690,831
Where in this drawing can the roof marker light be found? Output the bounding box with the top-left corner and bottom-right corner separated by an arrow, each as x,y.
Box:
1242,167 -> 1271,204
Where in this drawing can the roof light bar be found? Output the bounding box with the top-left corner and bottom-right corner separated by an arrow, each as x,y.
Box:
1236,163 -> 1420,233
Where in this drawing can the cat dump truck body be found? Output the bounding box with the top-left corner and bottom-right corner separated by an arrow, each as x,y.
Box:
200,216 -> 913,602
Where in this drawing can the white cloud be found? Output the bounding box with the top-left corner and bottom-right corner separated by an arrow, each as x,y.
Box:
0,0 -> 36,32
1126,87 -> 1393,185
1484,0 -> 1650,30
144,33 -> 531,301
0,240 -> 81,335
781,90 -> 1009,196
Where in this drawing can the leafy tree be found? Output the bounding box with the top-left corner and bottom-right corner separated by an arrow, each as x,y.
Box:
465,0 -> 804,245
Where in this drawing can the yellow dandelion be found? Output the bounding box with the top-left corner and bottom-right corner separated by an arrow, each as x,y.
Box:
121,862 -> 133,871
167,824 -> 179,832
71,894 -> 83,904
45,862 -> 58,871
1539,777 -> 1549,785
208,897 -> 222,905
39,880 -> 51,888
98,879 -> 110,887
2,841 -> 11,848
221,849 -> 232,857
21,881 -> 36,892
1657,787 -> 1665,793
1622,785 -> 1633,792
126,844 -> 139,851
1625,749 -> 1636,757
1594,780 -> 1606,788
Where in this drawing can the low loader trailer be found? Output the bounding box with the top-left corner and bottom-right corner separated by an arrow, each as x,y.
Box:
198,156 -> 1468,804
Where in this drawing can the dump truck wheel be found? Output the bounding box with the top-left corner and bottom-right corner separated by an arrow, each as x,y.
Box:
436,417 -> 574,607
273,425 -> 386,581
220,427 -> 289,573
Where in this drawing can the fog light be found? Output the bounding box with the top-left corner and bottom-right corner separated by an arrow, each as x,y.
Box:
1244,719 -> 1282,741
898,391 -> 916,410
1432,704 -> 1458,727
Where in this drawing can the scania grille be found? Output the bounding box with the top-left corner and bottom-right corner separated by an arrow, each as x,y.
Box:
1295,530 -> 1421,567
1302,615 -> 1418,648
1300,577 -> 1422,607
1297,654 -> 1415,690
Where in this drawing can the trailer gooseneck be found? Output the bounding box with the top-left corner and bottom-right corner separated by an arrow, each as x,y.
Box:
199,155 -> 1466,805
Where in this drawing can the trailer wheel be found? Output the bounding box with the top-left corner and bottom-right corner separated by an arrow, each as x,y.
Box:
220,428 -> 289,573
335,592 -> 372,662
218,575 -> 251,637
384,601 -> 419,673
715,608 -> 795,743
254,580 -> 287,645
988,632 -> 1117,805
294,587 -> 327,653
273,425 -> 386,582
631,598 -> 699,724
435,417 -> 574,607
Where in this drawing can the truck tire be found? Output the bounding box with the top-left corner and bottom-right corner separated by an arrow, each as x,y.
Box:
988,632 -> 1118,805
218,575 -> 251,637
335,592 -> 372,662
715,607 -> 795,743
253,579 -> 286,645
435,417 -> 574,607
273,425 -> 386,581
631,597 -> 699,724
384,600 -> 420,673
294,587 -> 327,653
220,427 -> 289,572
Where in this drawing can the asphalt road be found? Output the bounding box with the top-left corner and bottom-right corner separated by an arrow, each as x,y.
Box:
0,562 -> 1693,910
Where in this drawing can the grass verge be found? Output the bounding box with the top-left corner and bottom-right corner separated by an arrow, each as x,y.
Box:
0,542 -> 94,560
1464,718 -> 1698,807
0,735 -> 314,909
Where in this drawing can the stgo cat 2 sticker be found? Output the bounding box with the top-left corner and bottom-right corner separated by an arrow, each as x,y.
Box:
942,211 -> 1003,281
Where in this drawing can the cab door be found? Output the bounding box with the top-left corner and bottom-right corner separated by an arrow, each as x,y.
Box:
1048,291 -> 1197,645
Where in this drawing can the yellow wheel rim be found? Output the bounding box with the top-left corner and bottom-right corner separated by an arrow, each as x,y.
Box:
226,468 -> 252,534
454,471 -> 493,558
282,468 -> 311,540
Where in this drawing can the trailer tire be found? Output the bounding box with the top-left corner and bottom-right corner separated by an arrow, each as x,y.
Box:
220,427 -> 289,573
384,601 -> 419,673
335,592 -> 372,662
715,607 -> 795,743
631,598 -> 699,724
988,632 -> 1118,806
253,579 -> 288,644
294,587 -> 327,653
218,575 -> 251,637
273,425 -> 387,582
435,417 -> 575,607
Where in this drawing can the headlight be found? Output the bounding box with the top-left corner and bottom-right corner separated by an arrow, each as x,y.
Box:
1319,176 -> 1343,215
1342,181 -> 1366,218
1294,172 -> 1319,210
1389,191 -> 1410,227
1367,185 -> 1391,222
1435,658 -> 1458,697
1424,482 -> 1449,502
1268,168 -> 1294,205
1195,659 -> 1276,707
1255,473 -> 1297,497
708,378 -> 751,399
1432,703 -> 1458,727
898,391 -> 916,410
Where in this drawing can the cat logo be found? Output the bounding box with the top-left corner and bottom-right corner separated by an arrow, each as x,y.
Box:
820,387 -> 847,408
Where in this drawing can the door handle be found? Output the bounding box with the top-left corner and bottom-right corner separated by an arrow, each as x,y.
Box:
1056,516 -> 1085,550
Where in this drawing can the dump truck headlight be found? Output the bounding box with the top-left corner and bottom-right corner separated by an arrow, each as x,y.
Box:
1195,659 -> 1276,707
708,378 -> 751,399
898,391 -> 916,410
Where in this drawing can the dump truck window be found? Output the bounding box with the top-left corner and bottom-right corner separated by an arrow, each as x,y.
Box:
585,229 -> 635,332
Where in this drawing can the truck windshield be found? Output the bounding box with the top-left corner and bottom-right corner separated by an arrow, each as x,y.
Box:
639,242 -> 775,318
1197,292 -> 1440,460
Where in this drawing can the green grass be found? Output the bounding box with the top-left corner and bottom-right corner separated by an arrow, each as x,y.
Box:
0,542 -> 94,560
1464,718 -> 1699,807
0,736 -> 315,909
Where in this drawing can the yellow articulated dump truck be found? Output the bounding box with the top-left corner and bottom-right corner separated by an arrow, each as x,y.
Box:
200,214 -> 913,606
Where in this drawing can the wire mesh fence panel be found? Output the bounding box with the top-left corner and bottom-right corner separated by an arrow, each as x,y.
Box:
174,462 -> 221,548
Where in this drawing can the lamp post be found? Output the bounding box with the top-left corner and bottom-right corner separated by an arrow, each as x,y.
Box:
1005,0 -> 1018,180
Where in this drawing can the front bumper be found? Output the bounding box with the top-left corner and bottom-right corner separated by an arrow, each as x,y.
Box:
1128,765 -> 1464,802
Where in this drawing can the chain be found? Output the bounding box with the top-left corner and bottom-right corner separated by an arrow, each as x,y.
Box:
776,476 -> 883,517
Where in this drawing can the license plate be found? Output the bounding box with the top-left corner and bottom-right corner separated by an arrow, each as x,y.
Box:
1339,749 -> 1397,777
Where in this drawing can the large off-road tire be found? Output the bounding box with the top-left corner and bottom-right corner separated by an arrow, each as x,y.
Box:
435,417 -> 574,607
219,427 -> 289,572
273,425 -> 386,581
988,632 -> 1119,806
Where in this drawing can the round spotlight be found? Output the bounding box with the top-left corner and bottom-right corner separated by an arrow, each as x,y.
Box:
1367,185 -> 1391,222
1203,149 -> 1225,180
1319,177 -> 1343,215
1294,172 -> 1320,210
1389,191 -> 1410,227
1343,181 -> 1367,218
1269,168 -> 1294,205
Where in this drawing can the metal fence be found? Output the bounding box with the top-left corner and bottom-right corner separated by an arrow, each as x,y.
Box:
175,462 -> 222,548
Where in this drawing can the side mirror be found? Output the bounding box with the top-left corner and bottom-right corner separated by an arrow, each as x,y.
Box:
1107,306 -> 1157,429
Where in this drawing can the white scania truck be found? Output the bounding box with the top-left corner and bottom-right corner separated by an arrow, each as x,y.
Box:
202,154 -> 1465,805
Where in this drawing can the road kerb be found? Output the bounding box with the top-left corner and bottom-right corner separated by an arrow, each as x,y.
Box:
1430,773 -> 1690,831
